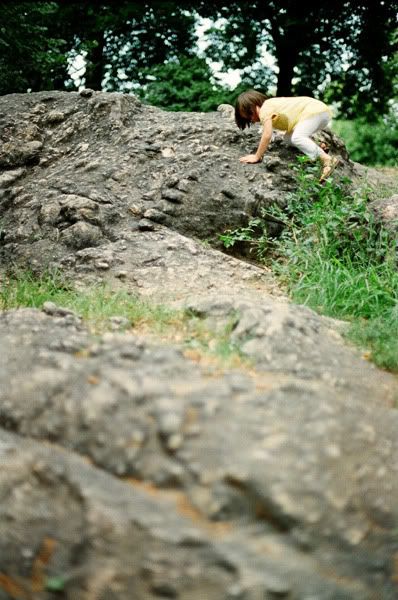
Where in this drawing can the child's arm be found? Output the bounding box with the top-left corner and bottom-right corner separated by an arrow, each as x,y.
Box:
239,117 -> 273,164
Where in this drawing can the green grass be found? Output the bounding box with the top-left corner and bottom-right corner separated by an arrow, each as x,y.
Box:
0,271 -> 247,367
0,271 -> 177,332
349,315 -> 398,372
183,311 -> 243,363
220,158 -> 398,372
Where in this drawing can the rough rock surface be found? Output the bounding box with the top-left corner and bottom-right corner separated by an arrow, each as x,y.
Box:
370,193 -> 398,233
0,91 -> 397,599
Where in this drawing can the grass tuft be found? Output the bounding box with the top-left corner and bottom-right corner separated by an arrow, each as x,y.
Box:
0,271 -> 177,332
220,158 -> 398,372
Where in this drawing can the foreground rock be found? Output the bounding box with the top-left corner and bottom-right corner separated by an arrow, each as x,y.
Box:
0,427 -> 387,600
1,308 -> 398,598
0,91 -> 397,598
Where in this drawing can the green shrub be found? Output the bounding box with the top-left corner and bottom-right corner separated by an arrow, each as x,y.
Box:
137,55 -> 240,112
333,112 -> 398,166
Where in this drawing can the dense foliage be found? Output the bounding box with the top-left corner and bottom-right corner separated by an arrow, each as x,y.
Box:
333,112 -> 398,166
1,2 -> 397,115
0,2 -> 69,93
189,0 -> 398,119
135,55 -> 245,111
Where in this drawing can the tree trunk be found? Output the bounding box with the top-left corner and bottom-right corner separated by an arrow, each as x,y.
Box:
275,44 -> 296,96
84,30 -> 106,90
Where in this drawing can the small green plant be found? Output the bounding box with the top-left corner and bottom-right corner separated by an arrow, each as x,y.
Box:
183,311 -> 246,365
219,217 -> 267,250
220,159 -> 398,371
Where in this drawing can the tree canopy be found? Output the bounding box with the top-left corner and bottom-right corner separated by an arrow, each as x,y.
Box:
0,0 -> 397,118
0,2 -> 69,94
195,0 -> 398,117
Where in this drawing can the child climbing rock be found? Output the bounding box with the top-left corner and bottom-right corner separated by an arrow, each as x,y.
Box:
235,90 -> 340,182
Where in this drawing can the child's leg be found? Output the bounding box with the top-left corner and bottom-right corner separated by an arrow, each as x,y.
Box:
290,112 -> 331,160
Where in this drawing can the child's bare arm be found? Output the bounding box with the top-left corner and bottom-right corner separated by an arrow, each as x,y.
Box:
239,118 -> 273,164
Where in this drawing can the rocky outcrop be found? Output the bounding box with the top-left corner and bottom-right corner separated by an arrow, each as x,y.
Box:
0,90 -> 355,272
0,90 -> 397,599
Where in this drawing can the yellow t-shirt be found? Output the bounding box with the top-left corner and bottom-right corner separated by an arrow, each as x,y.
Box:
259,96 -> 332,132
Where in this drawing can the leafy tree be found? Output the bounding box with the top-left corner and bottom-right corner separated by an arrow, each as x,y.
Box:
0,2 -> 69,95
1,0 -> 396,123
137,55 -> 240,111
103,2 -> 198,92
193,0 -> 398,117
321,2 -> 398,119
50,1 -> 198,91
0,1 -> 199,94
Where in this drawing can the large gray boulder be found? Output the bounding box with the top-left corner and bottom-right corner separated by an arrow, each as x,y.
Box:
0,90 -> 355,273
1,307 -> 398,599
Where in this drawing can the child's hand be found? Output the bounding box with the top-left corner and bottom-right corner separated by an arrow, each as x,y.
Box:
239,154 -> 262,163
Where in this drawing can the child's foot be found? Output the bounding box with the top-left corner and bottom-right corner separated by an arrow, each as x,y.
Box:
319,156 -> 340,182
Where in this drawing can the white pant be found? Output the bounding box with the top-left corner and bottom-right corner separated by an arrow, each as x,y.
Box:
284,111 -> 330,159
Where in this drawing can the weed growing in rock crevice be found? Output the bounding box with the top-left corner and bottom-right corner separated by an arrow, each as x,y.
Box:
220,159 -> 398,371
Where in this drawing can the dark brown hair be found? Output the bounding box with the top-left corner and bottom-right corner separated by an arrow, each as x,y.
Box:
235,89 -> 268,130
